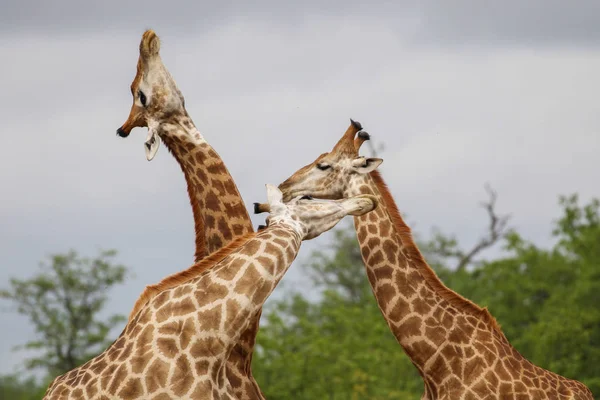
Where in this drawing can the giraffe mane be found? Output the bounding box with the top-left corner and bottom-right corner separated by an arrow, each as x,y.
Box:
128,232 -> 257,322
186,171 -> 208,262
369,170 -> 507,339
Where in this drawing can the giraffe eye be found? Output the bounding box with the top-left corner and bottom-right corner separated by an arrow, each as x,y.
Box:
300,195 -> 313,200
139,90 -> 147,106
316,163 -> 331,171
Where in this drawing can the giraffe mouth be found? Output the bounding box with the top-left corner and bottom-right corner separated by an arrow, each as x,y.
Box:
144,129 -> 160,161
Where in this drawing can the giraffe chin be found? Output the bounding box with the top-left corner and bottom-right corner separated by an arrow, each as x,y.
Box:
144,129 -> 160,161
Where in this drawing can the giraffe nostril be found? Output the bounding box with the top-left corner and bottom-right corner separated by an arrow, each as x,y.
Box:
116,128 -> 129,138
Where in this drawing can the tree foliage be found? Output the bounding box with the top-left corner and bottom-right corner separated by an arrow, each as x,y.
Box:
0,374 -> 46,400
0,250 -> 128,379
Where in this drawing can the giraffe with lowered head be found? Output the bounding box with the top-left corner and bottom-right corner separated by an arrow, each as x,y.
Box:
43,185 -> 378,399
256,121 -> 593,399
116,30 -> 263,399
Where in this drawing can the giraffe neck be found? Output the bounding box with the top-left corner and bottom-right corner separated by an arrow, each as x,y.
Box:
206,224 -> 302,347
157,114 -> 253,261
345,171 -> 509,385
183,224 -> 301,391
156,114 -> 263,400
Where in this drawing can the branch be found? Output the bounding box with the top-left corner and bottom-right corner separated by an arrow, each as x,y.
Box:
455,183 -> 511,272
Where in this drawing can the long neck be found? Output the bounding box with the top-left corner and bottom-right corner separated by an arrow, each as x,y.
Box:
158,114 -> 253,261
207,225 -> 301,350
158,114 -> 263,400
347,171 -> 509,383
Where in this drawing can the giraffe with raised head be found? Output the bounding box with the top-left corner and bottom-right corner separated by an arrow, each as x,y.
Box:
43,186 -> 378,400
256,121 -> 593,399
116,30 -> 263,399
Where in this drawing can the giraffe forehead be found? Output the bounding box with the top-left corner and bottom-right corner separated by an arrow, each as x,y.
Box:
319,152 -> 356,166
291,153 -> 329,175
315,152 -> 330,163
130,57 -> 144,94
317,159 -> 355,177
135,59 -> 172,93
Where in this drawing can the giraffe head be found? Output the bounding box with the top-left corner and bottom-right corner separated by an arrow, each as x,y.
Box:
263,184 -> 377,240
116,30 -> 186,160
276,119 -> 382,202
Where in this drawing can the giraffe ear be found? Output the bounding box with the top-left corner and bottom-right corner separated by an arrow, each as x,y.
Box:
144,128 -> 160,161
352,157 -> 383,174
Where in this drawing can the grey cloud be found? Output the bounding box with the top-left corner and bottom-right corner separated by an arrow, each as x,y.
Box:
0,0 -> 370,35
3,0 -> 600,48
413,1 -> 600,47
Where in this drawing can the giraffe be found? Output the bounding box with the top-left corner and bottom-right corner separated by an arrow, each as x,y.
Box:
43,186 -> 378,400
116,30 -> 263,399
255,120 -> 593,399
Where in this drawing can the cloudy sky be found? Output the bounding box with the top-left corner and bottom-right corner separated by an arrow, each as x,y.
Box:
1,0 -> 599,378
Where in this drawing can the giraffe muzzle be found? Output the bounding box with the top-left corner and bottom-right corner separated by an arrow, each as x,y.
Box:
116,127 -> 130,138
254,202 -> 270,214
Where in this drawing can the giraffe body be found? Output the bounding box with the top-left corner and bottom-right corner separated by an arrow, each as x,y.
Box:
116,30 -> 261,399
270,121 -> 593,399
43,187 -> 378,399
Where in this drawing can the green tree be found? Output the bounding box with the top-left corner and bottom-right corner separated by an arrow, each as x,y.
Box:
0,250 -> 128,379
519,195 -> 600,394
0,374 -> 46,400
